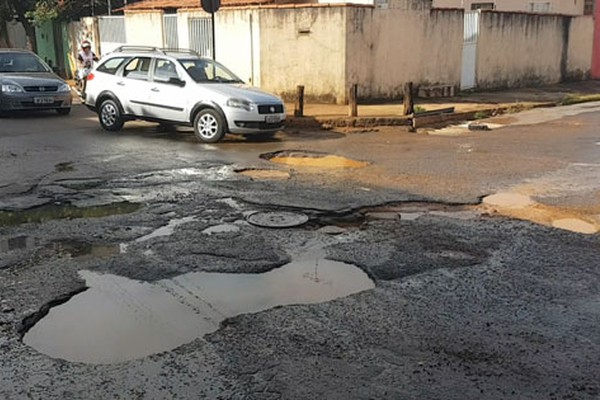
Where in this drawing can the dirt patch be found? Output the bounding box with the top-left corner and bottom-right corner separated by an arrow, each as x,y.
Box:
261,150 -> 369,169
236,168 -> 290,180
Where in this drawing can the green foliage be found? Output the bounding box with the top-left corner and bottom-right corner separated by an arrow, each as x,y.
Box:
413,105 -> 427,114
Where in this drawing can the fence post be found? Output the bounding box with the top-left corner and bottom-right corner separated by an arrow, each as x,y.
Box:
403,82 -> 414,115
294,85 -> 304,117
348,84 -> 358,117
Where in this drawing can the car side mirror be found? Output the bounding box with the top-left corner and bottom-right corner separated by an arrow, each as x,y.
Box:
168,77 -> 186,87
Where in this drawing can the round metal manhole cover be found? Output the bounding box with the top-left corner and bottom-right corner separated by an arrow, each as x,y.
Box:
246,211 -> 309,228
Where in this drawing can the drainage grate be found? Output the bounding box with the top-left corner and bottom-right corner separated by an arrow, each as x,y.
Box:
246,211 -> 309,228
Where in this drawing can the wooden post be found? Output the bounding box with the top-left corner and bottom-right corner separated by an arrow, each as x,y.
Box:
348,84 -> 358,117
403,82 -> 414,115
294,85 -> 304,117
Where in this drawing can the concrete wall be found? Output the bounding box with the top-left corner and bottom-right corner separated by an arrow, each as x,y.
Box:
346,7 -> 463,99
216,9 -> 261,86
258,6 -> 348,103
433,0 -> 585,15
476,12 -> 565,88
125,10 -> 164,47
593,0 -> 600,78
567,16 -> 594,80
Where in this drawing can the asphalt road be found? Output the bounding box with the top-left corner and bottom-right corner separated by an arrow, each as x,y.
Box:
1,103 -> 599,399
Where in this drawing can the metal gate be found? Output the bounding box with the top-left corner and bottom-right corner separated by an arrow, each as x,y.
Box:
98,16 -> 126,54
188,18 -> 212,57
461,11 -> 479,90
163,15 -> 179,49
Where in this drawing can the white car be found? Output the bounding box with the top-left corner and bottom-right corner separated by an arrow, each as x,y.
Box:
84,46 -> 286,143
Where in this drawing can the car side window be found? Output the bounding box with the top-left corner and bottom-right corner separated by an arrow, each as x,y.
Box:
153,59 -> 180,83
122,57 -> 151,81
97,57 -> 130,75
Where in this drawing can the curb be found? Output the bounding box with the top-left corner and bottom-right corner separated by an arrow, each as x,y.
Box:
285,101 -> 565,130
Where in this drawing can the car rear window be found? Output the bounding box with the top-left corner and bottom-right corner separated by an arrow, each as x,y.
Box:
0,53 -> 50,73
96,57 -> 130,75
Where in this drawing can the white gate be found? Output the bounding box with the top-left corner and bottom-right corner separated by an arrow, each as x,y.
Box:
163,14 -> 179,49
188,18 -> 212,57
98,16 -> 126,54
461,11 -> 479,90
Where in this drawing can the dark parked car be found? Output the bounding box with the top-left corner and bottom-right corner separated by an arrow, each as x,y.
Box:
0,49 -> 72,116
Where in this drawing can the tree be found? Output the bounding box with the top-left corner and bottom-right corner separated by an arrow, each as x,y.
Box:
1,1 -> 140,51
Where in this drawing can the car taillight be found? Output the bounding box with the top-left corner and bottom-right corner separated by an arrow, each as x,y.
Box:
87,73 -> 95,81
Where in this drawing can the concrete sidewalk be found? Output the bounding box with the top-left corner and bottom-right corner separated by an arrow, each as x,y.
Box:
285,80 -> 600,128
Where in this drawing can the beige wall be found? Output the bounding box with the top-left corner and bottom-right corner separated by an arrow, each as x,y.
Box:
216,9 -> 261,86
258,7 -> 348,103
433,0 -> 585,15
346,7 -> 463,99
567,16 -> 594,79
476,12 -> 593,88
125,10 -> 164,47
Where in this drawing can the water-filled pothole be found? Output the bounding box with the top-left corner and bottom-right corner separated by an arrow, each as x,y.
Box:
0,202 -> 141,227
261,150 -> 369,169
236,168 -> 290,180
23,258 -> 374,364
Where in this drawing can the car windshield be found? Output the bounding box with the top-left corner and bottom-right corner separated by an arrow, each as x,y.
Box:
179,58 -> 244,84
0,53 -> 51,73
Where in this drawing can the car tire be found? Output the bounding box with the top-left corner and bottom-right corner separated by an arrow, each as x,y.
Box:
56,108 -> 71,116
98,99 -> 124,132
194,109 -> 226,143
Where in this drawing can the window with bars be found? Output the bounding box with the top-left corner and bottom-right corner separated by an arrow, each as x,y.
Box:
528,2 -> 551,13
470,2 -> 495,10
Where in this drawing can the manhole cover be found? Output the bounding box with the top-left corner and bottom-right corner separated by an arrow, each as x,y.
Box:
246,211 -> 309,228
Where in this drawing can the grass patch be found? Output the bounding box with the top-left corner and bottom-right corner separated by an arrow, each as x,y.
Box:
414,105 -> 427,113
559,94 -> 600,106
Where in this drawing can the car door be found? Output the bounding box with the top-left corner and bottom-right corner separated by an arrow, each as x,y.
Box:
117,56 -> 152,117
146,58 -> 189,123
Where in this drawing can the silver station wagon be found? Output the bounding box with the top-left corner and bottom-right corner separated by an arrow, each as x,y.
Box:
0,49 -> 72,116
84,46 -> 286,143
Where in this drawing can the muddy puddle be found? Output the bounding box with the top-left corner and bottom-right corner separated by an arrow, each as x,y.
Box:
261,150 -> 369,169
236,168 -> 290,180
481,192 -> 599,234
23,257 -> 374,364
0,202 -> 141,227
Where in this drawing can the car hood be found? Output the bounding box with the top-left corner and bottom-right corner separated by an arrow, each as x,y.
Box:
201,83 -> 283,104
0,72 -> 65,87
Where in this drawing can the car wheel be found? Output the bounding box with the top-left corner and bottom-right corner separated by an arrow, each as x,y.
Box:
56,108 -> 71,116
194,109 -> 226,143
98,99 -> 124,132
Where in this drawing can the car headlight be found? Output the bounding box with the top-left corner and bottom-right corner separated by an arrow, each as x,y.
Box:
226,98 -> 254,112
1,84 -> 23,93
57,83 -> 71,93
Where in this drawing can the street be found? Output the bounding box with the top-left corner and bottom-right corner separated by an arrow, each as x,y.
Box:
1,102 -> 600,399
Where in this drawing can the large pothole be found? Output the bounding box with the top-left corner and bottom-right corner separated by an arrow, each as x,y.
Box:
0,202 -> 141,227
260,150 -> 369,169
22,255 -> 374,364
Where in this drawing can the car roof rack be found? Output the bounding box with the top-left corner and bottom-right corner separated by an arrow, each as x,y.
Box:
111,46 -> 201,57
161,48 -> 201,56
113,45 -> 167,54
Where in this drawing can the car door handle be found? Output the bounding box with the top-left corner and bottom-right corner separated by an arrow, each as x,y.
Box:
151,88 -> 160,92
117,81 -> 125,86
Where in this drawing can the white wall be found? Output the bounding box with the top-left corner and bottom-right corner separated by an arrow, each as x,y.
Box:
433,0 -> 585,15
124,10 -> 164,47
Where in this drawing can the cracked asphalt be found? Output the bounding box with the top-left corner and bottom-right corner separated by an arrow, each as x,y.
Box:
1,103 -> 600,399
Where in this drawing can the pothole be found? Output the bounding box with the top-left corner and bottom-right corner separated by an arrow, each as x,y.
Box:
0,202 -> 141,227
481,192 -> 599,234
22,257 -> 374,364
482,192 -> 534,208
202,224 -> 241,235
0,201 -> 141,226
552,218 -> 597,234
44,240 -> 120,260
246,211 -> 309,228
0,236 -> 36,253
260,150 -> 369,169
236,168 -> 290,180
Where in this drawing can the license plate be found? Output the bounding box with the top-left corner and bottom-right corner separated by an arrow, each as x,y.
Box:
265,115 -> 280,123
34,97 -> 54,105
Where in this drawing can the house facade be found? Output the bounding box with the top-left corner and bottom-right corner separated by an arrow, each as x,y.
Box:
433,0 -> 587,15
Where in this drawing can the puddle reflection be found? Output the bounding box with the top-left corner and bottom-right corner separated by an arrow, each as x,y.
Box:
24,257 -> 374,364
